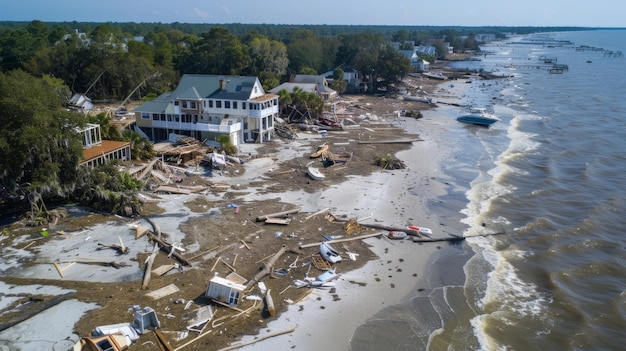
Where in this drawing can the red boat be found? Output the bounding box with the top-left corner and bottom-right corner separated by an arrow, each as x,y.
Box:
407,225 -> 433,237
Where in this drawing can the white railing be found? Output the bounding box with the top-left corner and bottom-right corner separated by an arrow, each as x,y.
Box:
247,105 -> 278,118
152,121 -> 242,133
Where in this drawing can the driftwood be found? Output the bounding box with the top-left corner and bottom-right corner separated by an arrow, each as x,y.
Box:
148,233 -> 191,267
255,208 -> 301,222
412,232 -> 507,243
142,242 -> 160,290
299,232 -> 383,249
97,242 -> 129,254
244,245 -> 287,292
328,215 -> 423,237
304,208 -> 329,221
217,325 -> 297,351
0,292 -> 75,332
154,329 -> 173,351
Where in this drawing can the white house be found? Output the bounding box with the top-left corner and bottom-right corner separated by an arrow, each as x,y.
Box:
134,74 -> 279,145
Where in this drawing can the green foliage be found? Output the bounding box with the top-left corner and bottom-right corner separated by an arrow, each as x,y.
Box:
217,134 -> 238,155
0,70 -> 84,198
72,163 -> 143,216
373,153 -> 406,170
122,129 -> 155,161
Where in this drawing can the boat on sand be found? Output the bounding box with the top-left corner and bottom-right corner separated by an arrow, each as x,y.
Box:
456,107 -> 500,127
407,225 -> 433,237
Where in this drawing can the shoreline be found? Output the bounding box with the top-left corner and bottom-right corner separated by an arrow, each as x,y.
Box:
0,76 -> 479,351
234,86 -> 475,350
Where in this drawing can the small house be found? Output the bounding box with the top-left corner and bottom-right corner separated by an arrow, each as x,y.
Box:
206,276 -> 246,306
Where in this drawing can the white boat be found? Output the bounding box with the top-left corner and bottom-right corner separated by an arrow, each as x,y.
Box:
402,94 -> 433,103
307,166 -> 325,180
422,72 -> 446,80
320,242 -> 342,263
456,107 -> 500,127
407,225 -> 433,237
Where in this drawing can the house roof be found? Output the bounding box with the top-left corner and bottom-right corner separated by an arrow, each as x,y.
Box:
290,74 -> 326,85
134,74 -> 263,114
177,74 -> 258,101
269,82 -> 318,94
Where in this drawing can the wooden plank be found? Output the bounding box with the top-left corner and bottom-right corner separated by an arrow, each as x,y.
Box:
255,208 -> 301,222
152,264 -> 176,276
135,225 -> 150,239
264,217 -> 289,225
145,283 -> 180,300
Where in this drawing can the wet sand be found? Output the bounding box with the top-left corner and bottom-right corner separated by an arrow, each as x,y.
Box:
0,75 -> 475,350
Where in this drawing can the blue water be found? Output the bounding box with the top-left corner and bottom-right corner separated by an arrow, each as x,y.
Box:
446,29 -> 626,350
352,30 -> 626,350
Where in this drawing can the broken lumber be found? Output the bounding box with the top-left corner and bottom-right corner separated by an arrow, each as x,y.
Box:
244,245 -> 287,292
255,208 -> 301,222
299,232 -> 383,249
304,208 -> 329,221
147,233 -> 191,267
328,215 -> 422,237
142,242 -> 160,290
0,292 -> 75,332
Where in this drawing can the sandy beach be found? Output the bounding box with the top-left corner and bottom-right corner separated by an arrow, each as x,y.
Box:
0,74 -> 477,351
233,90 -> 469,351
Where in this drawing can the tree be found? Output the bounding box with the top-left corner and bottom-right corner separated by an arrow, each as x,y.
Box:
247,36 -> 289,76
121,129 -> 155,161
179,27 -> 250,75
286,30 -> 323,74
0,70 -> 84,199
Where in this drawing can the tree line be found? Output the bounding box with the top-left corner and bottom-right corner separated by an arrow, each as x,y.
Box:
0,21 -> 578,217
0,20 -> 541,102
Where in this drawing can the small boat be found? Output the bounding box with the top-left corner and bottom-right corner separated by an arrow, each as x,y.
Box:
407,225 -> 433,237
307,166 -> 325,180
422,72 -> 446,80
320,242 -> 342,263
401,93 -> 433,103
456,107 -> 500,127
387,231 -> 408,240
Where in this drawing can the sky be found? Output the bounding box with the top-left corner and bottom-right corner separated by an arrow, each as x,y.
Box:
2,0 -> 624,28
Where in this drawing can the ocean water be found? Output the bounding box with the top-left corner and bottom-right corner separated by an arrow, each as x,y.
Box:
352,30 -> 626,350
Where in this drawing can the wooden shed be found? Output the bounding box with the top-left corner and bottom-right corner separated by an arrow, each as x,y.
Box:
206,276 -> 246,306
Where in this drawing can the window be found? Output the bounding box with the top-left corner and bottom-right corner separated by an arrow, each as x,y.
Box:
233,101 -> 238,109
242,102 -> 246,110
182,101 -> 188,108
216,101 -> 222,108
191,102 -> 196,109
225,101 -> 231,108
209,100 -> 213,108
152,113 -> 159,120
160,114 -> 166,121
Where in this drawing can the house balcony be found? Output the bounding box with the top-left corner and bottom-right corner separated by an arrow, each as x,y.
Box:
151,120 -> 242,134
247,105 -> 278,118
